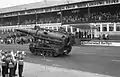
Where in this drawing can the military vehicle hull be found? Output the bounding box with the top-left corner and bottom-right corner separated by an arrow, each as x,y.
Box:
29,42 -> 72,57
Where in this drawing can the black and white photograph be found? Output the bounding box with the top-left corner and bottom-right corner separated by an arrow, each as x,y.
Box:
0,0 -> 120,77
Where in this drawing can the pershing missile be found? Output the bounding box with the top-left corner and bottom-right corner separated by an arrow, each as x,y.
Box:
15,28 -> 68,40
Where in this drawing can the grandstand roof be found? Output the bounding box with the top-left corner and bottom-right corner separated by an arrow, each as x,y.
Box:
0,0 -> 93,13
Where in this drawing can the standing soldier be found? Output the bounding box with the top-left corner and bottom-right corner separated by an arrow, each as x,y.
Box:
0,50 -> 15,77
13,52 -> 18,76
7,50 -> 15,77
0,50 -> 8,77
16,51 -> 26,77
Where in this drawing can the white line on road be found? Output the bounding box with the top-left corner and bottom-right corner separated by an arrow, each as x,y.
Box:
83,53 -> 97,55
52,64 -> 61,66
112,60 -> 120,62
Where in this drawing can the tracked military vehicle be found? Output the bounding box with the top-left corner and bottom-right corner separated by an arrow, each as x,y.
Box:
15,27 -> 75,57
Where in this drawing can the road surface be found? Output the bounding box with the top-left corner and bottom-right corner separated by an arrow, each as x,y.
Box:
0,44 -> 120,77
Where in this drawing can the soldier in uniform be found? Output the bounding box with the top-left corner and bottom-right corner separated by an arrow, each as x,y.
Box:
16,51 -> 26,77
1,50 -> 16,77
0,50 -> 8,77
7,50 -> 15,77
13,52 -> 18,76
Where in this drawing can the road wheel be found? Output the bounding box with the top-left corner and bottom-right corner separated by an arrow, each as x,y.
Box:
32,51 -> 37,55
30,48 -> 35,54
53,52 -> 58,57
63,46 -> 72,55
45,51 -> 49,57
36,49 -> 42,56
49,52 -> 53,57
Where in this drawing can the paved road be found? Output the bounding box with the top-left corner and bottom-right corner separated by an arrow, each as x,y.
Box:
0,44 -> 120,77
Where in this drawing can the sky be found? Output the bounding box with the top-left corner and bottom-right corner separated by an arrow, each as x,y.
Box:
0,0 -> 88,9
0,0 -> 43,8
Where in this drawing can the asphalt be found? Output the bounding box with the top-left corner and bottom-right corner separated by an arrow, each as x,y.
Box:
0,44 -> 120,77
21,62 -> 113,77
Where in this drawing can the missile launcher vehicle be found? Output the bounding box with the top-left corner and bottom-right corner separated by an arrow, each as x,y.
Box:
15,27 -> 75,57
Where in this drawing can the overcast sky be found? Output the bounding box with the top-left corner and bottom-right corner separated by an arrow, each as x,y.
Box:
0,0 -> 88,8
0,0 -> 43,8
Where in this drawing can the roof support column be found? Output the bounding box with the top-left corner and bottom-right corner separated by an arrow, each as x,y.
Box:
17,12 -> 20,25
70,26 -> 73,33
35,10 -> 37,25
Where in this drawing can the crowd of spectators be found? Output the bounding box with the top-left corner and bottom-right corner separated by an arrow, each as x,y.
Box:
1,10 -> 120,26
62,11 -> 120,24
74,31 -> 92,39
1,19 -> 17,26
37,15 -> 60,24
0,32 -> 33,44
90,12 -> 120,22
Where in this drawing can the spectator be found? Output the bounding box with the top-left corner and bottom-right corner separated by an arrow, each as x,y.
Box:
78,31 -> 81,39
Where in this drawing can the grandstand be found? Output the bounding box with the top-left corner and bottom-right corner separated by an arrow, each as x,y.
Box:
0,0 -> 120,40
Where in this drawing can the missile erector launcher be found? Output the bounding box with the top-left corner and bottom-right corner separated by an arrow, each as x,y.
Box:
15,27 -> 75,57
